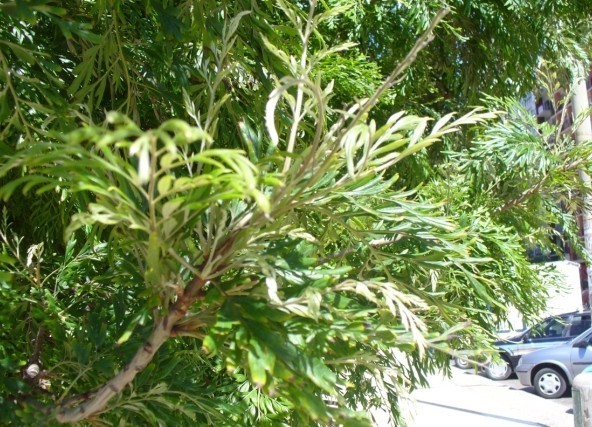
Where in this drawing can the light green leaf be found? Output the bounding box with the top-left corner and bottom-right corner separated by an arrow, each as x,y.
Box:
157,175 -> 174,196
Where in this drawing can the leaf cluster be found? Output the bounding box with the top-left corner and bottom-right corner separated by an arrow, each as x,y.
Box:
1,1 -> 592,426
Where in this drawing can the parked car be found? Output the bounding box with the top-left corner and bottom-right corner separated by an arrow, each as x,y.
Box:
479,311 -> 590,380
454,326 -> 525,369
515,327 -> 592,398
453,356 -> 473,369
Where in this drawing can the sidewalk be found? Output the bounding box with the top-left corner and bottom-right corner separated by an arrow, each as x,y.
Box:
405,368 -> 574,427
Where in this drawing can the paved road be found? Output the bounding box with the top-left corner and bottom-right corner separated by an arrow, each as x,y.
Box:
501,372 -> 572,413
404,366 -> 574,427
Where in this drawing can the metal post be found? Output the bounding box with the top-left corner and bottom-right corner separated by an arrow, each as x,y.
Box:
573,369 -> 592,426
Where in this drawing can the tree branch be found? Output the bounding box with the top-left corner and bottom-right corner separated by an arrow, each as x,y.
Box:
315,237 -> 402,266
53,226 -> 238,422
54,276 -> 207,424
343,8 -> 450,133
496,180 -> 547,213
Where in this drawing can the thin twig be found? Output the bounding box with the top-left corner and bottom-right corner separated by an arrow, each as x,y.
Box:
282,0 -> 318,173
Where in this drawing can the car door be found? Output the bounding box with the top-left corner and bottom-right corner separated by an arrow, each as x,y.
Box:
566,313 -> 591,338
569,331 -> 592,378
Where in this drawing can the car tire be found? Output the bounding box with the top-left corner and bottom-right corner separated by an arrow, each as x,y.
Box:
533,367 -> 567,399
484,359 -> 512,380
454,357 -> 472,369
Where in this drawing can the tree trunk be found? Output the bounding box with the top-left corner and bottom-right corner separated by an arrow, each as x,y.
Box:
572,68 -> 592,308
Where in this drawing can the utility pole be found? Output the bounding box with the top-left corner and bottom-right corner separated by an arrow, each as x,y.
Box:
572,67 -> 592,309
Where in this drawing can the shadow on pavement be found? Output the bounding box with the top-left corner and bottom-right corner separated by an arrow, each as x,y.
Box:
508,385 -> 573,399
415,400 -> 550,427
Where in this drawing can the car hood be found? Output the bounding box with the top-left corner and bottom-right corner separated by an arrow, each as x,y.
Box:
493,332 -> 525,345
519,340 -> 571,365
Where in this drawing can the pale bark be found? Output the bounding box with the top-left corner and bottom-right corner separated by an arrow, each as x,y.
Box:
54,276 -> 206,423
572,71 -> 592,306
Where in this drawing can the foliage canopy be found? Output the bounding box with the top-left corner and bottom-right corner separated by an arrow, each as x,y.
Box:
1,1 -> 592,425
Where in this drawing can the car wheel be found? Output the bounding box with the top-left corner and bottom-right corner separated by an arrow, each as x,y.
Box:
454,357 -> 472,369
484,359 -> 512,380
533,367 -> 567,399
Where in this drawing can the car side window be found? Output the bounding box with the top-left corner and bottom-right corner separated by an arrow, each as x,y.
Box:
568,314 -> 591,337
530,317 -> 569,339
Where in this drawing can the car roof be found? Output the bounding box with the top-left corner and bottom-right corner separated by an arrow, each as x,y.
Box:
536,311 -> 590,322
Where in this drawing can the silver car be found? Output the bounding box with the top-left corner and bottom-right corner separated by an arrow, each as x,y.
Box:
484,311 -> 590,381
515,327 -> 592,399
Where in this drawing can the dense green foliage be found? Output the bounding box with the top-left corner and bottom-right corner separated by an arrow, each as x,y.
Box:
1,1 -> 592,425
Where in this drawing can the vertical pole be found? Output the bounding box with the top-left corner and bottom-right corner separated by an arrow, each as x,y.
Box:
573,369 -> 592,427
572,70 -> 592,308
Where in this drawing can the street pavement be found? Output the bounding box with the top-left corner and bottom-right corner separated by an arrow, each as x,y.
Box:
403,367 -> 574,427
